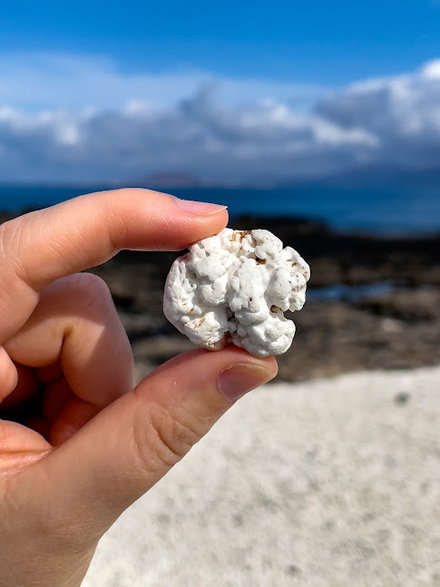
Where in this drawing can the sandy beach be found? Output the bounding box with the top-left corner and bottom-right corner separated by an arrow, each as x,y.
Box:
82,365 -> 440,586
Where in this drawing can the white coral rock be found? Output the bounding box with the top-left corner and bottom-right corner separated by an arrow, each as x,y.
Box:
163,228 -> 310,357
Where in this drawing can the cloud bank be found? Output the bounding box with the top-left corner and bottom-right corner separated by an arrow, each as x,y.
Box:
0,53 -> 439,184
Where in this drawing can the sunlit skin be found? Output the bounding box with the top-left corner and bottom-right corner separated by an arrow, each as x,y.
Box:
0,189 -> 277,586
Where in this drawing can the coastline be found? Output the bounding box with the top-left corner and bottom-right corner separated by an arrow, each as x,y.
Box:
92,214 -> 440,382
1,210 -> 439,381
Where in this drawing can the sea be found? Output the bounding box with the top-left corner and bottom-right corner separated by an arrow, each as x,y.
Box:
0,183 -> 439,236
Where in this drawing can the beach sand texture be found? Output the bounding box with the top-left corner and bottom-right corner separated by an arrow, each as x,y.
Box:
83,366 -> 440,587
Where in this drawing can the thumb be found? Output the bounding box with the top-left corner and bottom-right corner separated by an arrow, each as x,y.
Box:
14,347 -> 276,543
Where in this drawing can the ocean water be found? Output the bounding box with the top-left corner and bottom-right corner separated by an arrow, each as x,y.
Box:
0,183 -> 439,235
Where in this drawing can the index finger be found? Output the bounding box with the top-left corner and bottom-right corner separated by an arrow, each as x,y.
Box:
0,188 -> 228,344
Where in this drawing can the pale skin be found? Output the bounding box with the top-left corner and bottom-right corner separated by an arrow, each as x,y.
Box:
0,188 -> 277,586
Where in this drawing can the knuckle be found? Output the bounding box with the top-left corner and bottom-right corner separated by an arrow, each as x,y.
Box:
132,396 -> 203,473
68,272 -> 113,309
71,271 -> 111,296
0,218 -> 27,275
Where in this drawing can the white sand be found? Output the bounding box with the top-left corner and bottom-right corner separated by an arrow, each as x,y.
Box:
83,366 -> 440,587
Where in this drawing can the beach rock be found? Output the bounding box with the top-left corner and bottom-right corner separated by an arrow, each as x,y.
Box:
354,288 -> 440,322
88,249 -> 440,382
163,228 -> 310,357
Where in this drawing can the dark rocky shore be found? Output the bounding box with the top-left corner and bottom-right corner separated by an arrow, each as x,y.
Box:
3,211 -> 440,381
91,215 -> 440,382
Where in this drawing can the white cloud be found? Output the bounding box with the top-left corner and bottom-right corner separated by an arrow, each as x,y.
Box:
0,52 -> 322,112
0,53 -> 438,183
316,60 -> 440,170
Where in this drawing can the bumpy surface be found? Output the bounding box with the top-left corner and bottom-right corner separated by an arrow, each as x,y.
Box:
163,228 -> 310,356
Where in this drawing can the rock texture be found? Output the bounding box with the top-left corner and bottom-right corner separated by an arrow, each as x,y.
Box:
163,229 -> 309,356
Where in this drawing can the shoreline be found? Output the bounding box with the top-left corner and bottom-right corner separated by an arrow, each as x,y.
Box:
2,211 -> 439,382
93,214 -> 440,383
2,178 -> 440,236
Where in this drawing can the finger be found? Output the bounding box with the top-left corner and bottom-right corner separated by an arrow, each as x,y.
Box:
0,188 -> 228,344
4,273 -> 134,422
50,395 -> 101,446
0,363 -> 39,416
0,347 -> 18,403
11,347 -> 277,545
0,420 -> 51,479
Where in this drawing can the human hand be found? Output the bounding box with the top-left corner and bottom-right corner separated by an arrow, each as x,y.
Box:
0,189 -> 277,587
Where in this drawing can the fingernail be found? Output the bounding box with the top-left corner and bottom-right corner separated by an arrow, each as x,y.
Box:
217,363 -> 275,402
175,198 -> 228,215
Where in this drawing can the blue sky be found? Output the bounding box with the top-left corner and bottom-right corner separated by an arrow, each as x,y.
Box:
2,0 -> 439,84
0,1 -> 439,184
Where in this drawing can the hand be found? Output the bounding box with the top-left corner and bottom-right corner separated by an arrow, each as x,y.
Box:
0,189 -> 277,587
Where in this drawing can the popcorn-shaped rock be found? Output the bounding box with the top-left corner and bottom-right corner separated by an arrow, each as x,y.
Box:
163,228 -> 310,357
